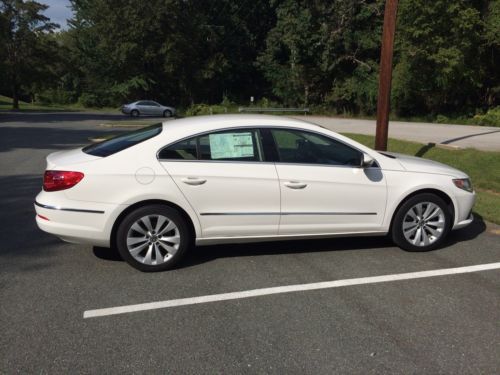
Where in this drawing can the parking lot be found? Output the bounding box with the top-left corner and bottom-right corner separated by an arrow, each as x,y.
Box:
1,112 -> 499,373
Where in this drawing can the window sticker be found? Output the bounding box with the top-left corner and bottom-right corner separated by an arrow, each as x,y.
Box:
209,132 -> 254,159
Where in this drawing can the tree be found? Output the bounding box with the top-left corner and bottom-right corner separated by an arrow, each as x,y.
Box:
258,0 -> 384,112
1,0 -> 58,109
392,0 -> 483,116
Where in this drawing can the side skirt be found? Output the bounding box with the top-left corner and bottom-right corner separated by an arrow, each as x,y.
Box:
195,231 -> 388,246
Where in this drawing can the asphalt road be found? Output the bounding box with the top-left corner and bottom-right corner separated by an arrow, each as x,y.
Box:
294,116 -> 500,151
1,112 -> 499,373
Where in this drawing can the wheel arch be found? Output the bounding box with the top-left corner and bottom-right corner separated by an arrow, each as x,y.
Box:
110,199 -> 197,249
388,188 -> 456,232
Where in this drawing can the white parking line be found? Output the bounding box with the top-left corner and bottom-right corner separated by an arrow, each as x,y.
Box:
83,262 -> 500,319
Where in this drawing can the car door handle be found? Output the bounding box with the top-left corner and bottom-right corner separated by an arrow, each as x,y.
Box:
284,181 -> 307,189
181,177 -> 207,186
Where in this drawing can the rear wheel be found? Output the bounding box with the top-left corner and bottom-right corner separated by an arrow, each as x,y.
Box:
116,205 -> 190,271
130,109 -> 140,117
391,193 -> 452,252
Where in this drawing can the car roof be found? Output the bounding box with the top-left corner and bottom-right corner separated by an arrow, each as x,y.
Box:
160,114 -> 321,134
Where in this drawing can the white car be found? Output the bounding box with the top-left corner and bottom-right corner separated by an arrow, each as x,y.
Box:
35,115 -> 475,271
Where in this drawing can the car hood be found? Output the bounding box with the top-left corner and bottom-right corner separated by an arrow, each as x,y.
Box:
381,152 -> 468,178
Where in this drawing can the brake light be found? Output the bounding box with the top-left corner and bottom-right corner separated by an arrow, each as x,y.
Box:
43,170 -> 84,192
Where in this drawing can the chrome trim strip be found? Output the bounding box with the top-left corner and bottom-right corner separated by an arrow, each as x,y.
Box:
35,201 -> 105,214
200,212 -> 376,216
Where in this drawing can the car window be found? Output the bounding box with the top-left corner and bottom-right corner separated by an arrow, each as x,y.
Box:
158,129 -> 263,161
136,101 -> 147,106
199,129 -> 263,161
83,123 -> 163,157
271,129 -> 362,166
158,137 -> 197,160
146,101 -> 160,106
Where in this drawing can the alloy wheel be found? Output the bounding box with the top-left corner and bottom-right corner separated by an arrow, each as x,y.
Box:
126,214 -> 180,265
402,202 -> 445,247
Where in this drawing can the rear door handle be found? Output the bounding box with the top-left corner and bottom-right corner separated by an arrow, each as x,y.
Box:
181,177 -> 207,186
284,181 -> 307,189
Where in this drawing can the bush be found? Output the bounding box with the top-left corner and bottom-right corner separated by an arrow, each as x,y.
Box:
78,93 -> 101,108
473,107 -> 500,126
184,103 -> 229,116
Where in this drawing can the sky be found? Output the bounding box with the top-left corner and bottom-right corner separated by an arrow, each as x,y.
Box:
40,0 -> 72,29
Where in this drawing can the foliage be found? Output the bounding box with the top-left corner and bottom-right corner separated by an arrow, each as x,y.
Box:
473,107 -> 500,126
0,0 -> 499,117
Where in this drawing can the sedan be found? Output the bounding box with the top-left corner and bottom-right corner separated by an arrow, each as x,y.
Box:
121,100 -> 176,117
35,115 -> 475,271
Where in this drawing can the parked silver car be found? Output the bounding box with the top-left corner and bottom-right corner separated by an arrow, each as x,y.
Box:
121,100 -> 176,117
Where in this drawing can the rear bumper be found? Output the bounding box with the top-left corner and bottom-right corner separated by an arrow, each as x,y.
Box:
34,192 -> 125,247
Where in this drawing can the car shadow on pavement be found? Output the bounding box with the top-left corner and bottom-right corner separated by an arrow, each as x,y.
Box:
93,214 -> 487,269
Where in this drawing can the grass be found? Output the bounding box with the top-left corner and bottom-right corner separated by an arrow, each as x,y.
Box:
0,95 -> 118,113
343,133 -> 500,224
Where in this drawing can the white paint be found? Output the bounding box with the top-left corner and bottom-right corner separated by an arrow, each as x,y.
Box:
83,262 -> 500,319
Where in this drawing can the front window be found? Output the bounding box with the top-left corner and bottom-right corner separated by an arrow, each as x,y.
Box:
271,129 -> 363,166
83,123 -> 162,157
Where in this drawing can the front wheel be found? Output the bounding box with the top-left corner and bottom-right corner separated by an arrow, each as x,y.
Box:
391,193 -> 452,252
116,205 -> 191,271
163,109 -> 172,118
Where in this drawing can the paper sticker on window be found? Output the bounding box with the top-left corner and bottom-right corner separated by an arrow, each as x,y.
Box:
209,132 -> 254,159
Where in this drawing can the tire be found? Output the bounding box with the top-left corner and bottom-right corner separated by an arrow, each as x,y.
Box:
391,193 -> 452,252
130,109 -> 140,117
116,205 -> 191,272
163,109 -> 172,118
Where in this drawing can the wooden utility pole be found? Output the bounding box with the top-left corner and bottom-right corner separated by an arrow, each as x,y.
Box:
375,0 -> 399,151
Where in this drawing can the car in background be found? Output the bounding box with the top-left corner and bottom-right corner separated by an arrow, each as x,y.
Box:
121,100 -> 176,118
34,115 -> 475,272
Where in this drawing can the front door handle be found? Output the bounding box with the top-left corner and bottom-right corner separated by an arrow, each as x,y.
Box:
284,181 -> 307,189
181,177 -> 207,186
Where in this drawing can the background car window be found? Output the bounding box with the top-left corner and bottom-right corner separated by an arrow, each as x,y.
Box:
158,137 -> 197,160
271,129 -> 362,166
199,129 -> 262,161
145,101 -> 160,106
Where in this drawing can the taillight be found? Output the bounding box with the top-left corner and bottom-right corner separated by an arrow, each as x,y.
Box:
43,170 -> 84,192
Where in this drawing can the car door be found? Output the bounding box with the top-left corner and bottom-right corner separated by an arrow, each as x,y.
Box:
135,101 -> 150,115
158,128 -> 280,238
269,128 -> 387,235
148,101 -> 162,116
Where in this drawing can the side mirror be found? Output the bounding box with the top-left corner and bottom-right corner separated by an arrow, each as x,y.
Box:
362,153 -> 375,168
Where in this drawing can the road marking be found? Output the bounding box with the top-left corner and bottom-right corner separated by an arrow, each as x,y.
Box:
83,262 -> 500,319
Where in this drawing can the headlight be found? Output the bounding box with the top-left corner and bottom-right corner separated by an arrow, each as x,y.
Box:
453,178 -> 473,192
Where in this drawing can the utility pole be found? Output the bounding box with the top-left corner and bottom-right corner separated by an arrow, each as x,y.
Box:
375,0 -> 399,151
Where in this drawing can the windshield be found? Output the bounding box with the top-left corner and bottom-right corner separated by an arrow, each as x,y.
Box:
83,123 -> 162,157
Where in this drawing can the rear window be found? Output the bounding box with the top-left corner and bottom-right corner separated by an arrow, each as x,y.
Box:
83,123 -> 162,157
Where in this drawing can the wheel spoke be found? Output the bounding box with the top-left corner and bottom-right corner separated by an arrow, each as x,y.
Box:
143,244 -> 153,265
141,216 -> 154,232
130,241 -> 149,256
154,244 -> 164,264
160,235 -> 180,245
158,221 -> 176,235
131,222 -> 147,235
158,240 -> 178,256
426,207 -> 442,221
155,216 -> 167,233
425,225 -> 441,237
127,237 -> 147,246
